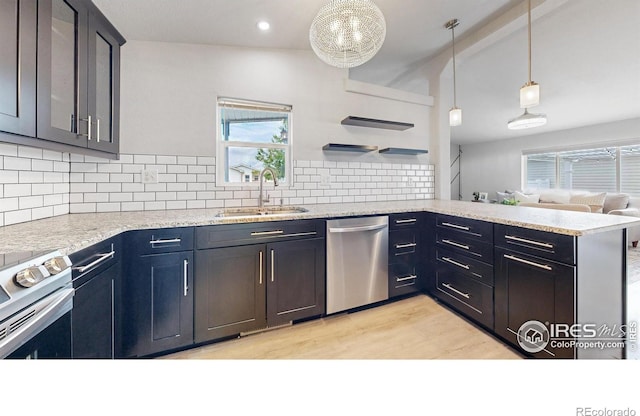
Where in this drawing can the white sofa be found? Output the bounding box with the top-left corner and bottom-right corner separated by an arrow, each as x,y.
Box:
497,190 -> 640,245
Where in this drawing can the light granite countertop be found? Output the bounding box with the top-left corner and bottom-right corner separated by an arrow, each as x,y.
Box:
1,199 -> 639,255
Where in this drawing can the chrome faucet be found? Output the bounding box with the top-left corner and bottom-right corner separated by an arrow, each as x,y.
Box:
258,167 -> 279,209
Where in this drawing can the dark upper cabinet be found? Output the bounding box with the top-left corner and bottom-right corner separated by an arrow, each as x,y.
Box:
28,0 -> 124,154
0,0 -> 37,137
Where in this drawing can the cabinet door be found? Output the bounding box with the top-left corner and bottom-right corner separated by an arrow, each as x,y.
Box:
495,247 -> 575,358
194,245 -> 266,343
267,238 -> 325,326
86,11 -> 121,153
130,251 -> 194,357
72,262 -> 118,359
37,0 -> 89,146
0,0 -> 36,136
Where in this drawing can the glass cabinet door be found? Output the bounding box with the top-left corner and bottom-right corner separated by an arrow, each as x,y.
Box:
0,0 -> 36,137
37,0 -> 88,146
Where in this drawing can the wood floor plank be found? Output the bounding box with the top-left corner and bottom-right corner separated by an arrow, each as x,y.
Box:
160,294 -> 522,360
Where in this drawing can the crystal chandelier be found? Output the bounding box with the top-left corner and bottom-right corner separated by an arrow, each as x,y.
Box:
309,0 -> 387,69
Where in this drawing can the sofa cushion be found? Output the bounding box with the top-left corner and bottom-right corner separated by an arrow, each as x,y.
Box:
569,192 -> 606,213
539,190 -> 571,204
514,191 -> 540,204
603,193 -> 630,213
496,191 -> 515,203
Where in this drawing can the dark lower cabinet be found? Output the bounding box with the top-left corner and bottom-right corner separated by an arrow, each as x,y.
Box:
494,247 -> 575,358
125,251 -> 194,357
195,237 -> 325,344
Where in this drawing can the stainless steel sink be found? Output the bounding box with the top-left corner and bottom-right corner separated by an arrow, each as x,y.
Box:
216,206 -> 308,218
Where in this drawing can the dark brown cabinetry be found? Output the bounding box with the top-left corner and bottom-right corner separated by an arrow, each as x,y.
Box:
0,0 -> 37,137
194,220 -> 325,343
123,228 -> 195,357
494,225 -> 576,358
388,212 -> 424,297
0,0 -> 124,156
432,214 -> 495,329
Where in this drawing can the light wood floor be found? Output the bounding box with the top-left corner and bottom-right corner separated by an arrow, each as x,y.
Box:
161,294 -> 521,359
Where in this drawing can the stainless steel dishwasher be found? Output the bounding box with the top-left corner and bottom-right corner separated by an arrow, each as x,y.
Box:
326,216 -> 388,314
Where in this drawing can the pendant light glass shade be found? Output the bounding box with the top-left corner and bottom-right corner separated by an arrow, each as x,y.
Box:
449,107 -> 462,126
520,81 -> 540,108
507,108 -> 547,130
309,0 -> 386,69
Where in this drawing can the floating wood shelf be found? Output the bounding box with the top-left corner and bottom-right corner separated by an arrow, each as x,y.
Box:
322,143 -> 378,152
341,116 -> 414,131
379,148 -> 428,155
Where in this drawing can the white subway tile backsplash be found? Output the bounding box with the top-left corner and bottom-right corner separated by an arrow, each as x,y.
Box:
157,155 -> 177,165
134,155 -> 156,164
177,156 -> 197,165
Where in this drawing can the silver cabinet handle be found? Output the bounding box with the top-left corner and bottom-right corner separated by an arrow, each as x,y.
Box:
149,238 -> 182,246
504,254 -> 552,271
259,251 -> 263,285
96,118 -> 101,142
328,223 -> 388,233
251,230 -> 284,236
395,242 -> 417,249
183,259 -> 189,296
442,283 -> 470,299
73,250 -> 115,274
442,256 -> 470,270
271,249 -> 275,282
80,115 -> 92,140
505,235 -> 554,249
395,218 -> 417,224
396,274 -> 417,282
442,239 -> 470,250
442,222 -> 470,231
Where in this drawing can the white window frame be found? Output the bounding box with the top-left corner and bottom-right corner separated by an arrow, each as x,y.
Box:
216,97 -> 293,188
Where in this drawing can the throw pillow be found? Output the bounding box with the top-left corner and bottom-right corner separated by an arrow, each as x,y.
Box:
496,191 -> 515,203
539,190 -> 571,204
570,192 -> 607,213
603,193 -> 630,213
514,191 -> 540,204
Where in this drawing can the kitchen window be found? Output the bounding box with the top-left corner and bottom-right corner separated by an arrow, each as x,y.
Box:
217,98 -> 292,186
523,143 -> 640,195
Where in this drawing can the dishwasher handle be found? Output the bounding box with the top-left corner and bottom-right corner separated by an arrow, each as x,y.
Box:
328,223 -> 388,233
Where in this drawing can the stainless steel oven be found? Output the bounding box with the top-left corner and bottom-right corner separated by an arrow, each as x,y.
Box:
0,250 -> 74,359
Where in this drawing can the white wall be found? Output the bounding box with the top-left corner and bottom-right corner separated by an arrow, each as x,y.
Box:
458,117 -> 640,201
120,41 -> 433,165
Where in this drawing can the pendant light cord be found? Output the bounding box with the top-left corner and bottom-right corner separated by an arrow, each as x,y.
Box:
448,20 -> 458,107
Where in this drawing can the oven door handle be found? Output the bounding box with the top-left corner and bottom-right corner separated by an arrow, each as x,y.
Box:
0,287 -> 74,359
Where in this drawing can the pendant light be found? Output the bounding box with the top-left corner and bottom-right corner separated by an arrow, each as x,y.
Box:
309,0 -> 387,69
508,0 -> 546,130
446,18 -> 462,127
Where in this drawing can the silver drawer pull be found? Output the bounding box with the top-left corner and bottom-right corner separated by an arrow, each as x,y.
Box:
259,251 -> 263,285
395,218 -> 417,224
442,222 -> 470,231
251,230 -> 284,236
442,256 -> 470,270
73,250 -> 115,274
505,235 -> 554,249
395,242 -> 417,249
183,259 -> 189,297
442,239 -> 470,250
149,238 -> 182,245
504,254 -> 553,271
396,274 -> 417,282
442,283 -> 470,299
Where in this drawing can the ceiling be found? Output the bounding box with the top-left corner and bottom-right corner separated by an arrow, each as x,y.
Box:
93,0 -> 640,145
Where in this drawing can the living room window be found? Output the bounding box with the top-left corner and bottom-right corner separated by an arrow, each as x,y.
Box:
217,98 -> 292,186
523,144 -> 640,195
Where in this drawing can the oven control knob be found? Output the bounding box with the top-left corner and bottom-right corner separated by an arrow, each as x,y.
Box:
43,255 -> 72,275
14,265 -> 51,288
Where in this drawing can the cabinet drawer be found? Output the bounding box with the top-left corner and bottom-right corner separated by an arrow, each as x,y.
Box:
389,212 -> 422,230
389,262 -> 420,297
390,229 -> 419,257
70,234 -> 121,287
495,224 -> 576,265
436,229 -> 493,263
435,268 -> 493,329
127,227 -> 194,255
196,219 -> 325,249
436,214 -> 493,242
436,247 -> 494,286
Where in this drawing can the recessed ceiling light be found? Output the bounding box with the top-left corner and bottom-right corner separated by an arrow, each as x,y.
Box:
257,21 -> 270,31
